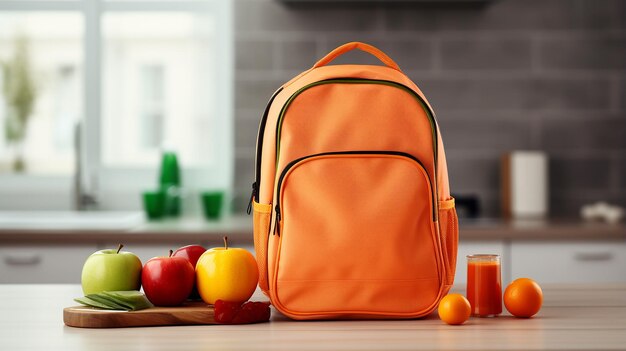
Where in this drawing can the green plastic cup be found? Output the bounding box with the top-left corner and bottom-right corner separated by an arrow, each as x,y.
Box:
201,191 -> 224,220
142,190 -> 165,220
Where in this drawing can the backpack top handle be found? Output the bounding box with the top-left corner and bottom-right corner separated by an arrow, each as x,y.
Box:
312,42 -> 402,72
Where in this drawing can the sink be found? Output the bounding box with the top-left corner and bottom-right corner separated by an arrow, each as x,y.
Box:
0,211 -> 144,231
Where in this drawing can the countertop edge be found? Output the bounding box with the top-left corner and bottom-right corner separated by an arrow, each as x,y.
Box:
0,217 -> 624,243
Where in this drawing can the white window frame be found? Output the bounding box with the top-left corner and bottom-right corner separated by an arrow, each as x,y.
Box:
0,0 -> 233,212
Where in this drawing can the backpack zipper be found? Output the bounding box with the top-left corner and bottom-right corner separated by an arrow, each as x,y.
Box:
273,150 -> 436,236
251,78 -> 439,215
274,78 -> 439,176
248,87 -> 283,214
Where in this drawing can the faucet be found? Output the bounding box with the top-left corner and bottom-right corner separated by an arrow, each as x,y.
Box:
74,121 -> 98,211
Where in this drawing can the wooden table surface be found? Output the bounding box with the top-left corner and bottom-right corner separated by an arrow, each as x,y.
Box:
1,284 -> 625,350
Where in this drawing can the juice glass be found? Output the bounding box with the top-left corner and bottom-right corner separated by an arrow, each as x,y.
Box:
466,254 -> 502,317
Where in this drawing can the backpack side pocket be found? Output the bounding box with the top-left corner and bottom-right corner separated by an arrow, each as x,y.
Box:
253,200 -> 272,293
438,198 -> 458,286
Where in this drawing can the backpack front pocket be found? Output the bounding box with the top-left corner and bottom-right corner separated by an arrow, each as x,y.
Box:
271,151 -> 443,319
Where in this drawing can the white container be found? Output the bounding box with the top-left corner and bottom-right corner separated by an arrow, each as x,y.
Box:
501,151 -> 548,218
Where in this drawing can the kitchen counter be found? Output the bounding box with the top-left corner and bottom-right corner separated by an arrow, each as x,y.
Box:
458,218 -> 625,241
0,215 -> 253,244
1,284 -> 624,350
0,214 -> 624,244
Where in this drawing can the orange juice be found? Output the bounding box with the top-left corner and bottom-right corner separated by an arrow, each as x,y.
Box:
466,254 -> 502,317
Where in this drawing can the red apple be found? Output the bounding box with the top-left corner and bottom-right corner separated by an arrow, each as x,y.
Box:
172,244 -> 206,299
142,250 -> 195,306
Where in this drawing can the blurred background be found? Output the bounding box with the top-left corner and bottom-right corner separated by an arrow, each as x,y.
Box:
231,0 -> 625,217
0,1 -> 231,213
0,0 -> 624,284
1,0 -> 624,217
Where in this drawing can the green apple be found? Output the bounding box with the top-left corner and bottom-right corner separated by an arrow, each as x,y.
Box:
81,244 -> 142,295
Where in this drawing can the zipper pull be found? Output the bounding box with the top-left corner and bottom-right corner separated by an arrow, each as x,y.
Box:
246,182 -> 256,215
273,205 -> 281,236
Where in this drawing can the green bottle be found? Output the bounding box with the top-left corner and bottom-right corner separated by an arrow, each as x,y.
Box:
159,150 -> 181,217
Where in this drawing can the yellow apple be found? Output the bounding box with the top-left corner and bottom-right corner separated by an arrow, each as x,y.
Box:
196,237 -> 258,304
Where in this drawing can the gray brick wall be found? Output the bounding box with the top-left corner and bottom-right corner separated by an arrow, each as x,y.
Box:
232,0 -> 626,217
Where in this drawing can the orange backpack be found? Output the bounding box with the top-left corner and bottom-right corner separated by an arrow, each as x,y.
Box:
249,42 -> 458,320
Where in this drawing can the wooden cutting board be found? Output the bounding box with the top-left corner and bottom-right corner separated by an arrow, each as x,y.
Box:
63,302 -> 217,328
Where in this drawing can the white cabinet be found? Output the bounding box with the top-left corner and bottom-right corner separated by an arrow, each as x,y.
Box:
0,245 -> 97,283
511,241 -> 626,284
0,242 -> 256,284
453,240 -> 626,286
453,241 -> 507,286
2,236 -> 623,285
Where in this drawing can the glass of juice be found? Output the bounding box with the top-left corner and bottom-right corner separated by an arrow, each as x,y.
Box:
466,254 -> 502,317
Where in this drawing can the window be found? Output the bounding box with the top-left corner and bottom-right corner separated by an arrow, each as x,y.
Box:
0,12 -> 83,175
138,64 -> 165,149
102,12 -> 217,168
0,1 -> 233,211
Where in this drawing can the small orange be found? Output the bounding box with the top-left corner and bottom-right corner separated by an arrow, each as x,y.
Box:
438,293 -> 471,325
504,278 -> 543,318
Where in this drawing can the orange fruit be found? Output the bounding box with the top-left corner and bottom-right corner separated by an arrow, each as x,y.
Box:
196,237 -> 259,304
504,278 -> 543,318
438,293 -> 471,325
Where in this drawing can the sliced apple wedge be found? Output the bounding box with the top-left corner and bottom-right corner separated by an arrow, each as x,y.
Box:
102,291 -> 153,310
85,293 -> 130,310
74,296 -> 121,310
75,291 -> 152,311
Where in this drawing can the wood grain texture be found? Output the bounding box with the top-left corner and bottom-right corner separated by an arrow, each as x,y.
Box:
63,302 -> 217,328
